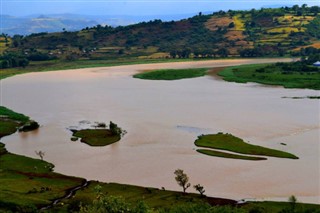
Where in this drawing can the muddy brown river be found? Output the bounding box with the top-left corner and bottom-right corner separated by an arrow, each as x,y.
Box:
1,59 -> 319,203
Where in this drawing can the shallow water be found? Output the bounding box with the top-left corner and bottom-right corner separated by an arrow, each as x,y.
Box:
1,59 -> 319,203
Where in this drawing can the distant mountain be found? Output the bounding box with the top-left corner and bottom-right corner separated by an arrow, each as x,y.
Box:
1,13 -> 198,36
1,15 -> 99,35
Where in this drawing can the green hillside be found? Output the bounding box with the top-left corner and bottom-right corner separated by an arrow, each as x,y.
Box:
0,5 -> 319,70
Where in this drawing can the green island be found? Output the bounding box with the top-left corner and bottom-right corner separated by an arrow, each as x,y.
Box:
195,133 -> 298,160
71,121 -> 123,146
133,68 -> 209,80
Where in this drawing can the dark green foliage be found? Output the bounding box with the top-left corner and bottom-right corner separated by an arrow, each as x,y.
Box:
0,52 -> 29,68
133,68 -> 208,80
306,15 -> 320,38
109,121 -> 123,136
18,120 -> 40,132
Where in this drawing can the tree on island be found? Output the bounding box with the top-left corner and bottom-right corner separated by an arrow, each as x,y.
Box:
174,169 -> 191,193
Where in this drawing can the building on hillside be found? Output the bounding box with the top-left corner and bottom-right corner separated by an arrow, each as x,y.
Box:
313,61 -> 320,67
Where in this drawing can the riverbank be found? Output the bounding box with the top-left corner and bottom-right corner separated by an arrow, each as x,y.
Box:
1,58 -> 319,205
0,57 -> 292,80
218,64 -> 320,90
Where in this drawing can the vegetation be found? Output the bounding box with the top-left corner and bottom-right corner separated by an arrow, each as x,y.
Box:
0,106 -> 29,123
218,62 -> 320,90
55,181 -> 237,212
197,149 -> 267,161
0,143 -> 84,212
195,133 -> 298,159
193,184 -> 205,196
0,106 -> 38,138
174,169 -> 191,193
71,121 -> 124,146
0,5 -> 319,74
133,68 -> 209,80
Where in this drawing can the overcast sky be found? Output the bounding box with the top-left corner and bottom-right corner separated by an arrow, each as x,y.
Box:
2,0 -> 319,17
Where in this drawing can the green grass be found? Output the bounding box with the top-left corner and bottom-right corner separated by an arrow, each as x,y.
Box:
195,133 -> 298,159
0,120 -> 20,138
0,106 -> 29,123
55,181 -> 236,212
0,143 -> 84,211
133,68 -> 209,80
197,149 -> 267,161
0,106 -> 31,138
244,201 -> 320,213
73,129 -> 120,146
218,64 -> 320,90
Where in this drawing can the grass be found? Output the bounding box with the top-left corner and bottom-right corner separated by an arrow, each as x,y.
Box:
53,181 -> 236,212
0,143 -> 84,211
218,64 -> 320,90
233,15 -> 245,31
244,201 -> 320,213
73,129 -> 120,146
0,106 -> 31,138
0,106 -> 29,123
195,133 -> 298,159
0,120 -> 20,138
197,149 -> 267,161
133,68 -> 209,80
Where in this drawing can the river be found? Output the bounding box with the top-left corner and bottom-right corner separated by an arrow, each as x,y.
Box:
1,58 -> 319,203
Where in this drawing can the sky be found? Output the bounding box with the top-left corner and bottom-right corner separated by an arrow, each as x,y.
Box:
1,0 -> 319,17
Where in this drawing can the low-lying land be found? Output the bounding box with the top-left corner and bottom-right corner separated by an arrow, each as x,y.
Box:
218,63 -> 320,90
0,106 -> 39,138
0,143 -> 85,212
133,68 -> 209,80
195,133 -> 298,160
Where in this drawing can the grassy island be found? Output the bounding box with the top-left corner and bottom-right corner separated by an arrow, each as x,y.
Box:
71,121 -> 124,146
195,133 -> 298,160
73,129 -> 121,146
133,68 -> 209,80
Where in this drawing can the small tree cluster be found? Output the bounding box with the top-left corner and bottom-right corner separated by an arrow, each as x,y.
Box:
174,169 -> 205,196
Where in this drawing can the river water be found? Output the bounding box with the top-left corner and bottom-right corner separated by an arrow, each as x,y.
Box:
1,59 -> 319,203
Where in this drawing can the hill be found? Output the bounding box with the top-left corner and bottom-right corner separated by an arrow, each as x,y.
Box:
1,5 -> 319,68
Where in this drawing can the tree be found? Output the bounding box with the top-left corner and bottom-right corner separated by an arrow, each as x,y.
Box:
193,184 -> 205,196
35,150 -> 45,161
174,169 -> 191,193
288,195 -> 297,212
